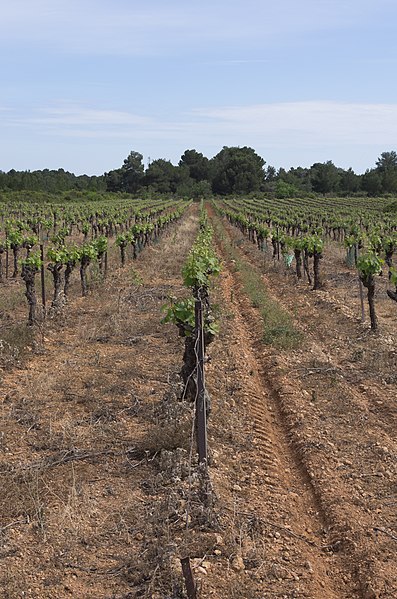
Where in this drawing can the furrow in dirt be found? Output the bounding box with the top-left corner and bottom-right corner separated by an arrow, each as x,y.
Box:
207,263 -> 357,597
209,208 -> 397,598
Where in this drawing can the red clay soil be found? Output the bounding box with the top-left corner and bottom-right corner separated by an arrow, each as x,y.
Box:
0,210 -> 201,598
0,203 -> 396,598
207,207 -> 397,599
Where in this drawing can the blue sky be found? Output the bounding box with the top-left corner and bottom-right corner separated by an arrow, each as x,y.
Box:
1,0 -> 397,175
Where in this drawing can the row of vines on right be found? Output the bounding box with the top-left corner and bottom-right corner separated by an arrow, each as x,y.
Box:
216,197 -> 397,330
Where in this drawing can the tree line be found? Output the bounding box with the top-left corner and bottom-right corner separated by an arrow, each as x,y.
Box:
2,148 -> 397,197
105,148 -> 397,198
0,168 -> 106,193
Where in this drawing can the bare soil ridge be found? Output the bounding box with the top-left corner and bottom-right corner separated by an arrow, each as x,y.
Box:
209,207 -> 396,598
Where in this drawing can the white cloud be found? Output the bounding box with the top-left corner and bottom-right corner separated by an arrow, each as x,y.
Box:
190,102 -> 397,146
0,0 -> 394,55
0,1 -> 194,55
25,105 -> 152,127
3,100 -> 397,172
6,100 -> 397,148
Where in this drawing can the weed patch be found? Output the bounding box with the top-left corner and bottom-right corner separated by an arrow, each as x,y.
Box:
212,215 -> 302,350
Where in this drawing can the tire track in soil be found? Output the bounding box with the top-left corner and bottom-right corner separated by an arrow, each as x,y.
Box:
209,228 -> 359,598
211,210 -> 397,598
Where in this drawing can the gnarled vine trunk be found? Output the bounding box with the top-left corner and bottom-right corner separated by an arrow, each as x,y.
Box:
303,250 -> 312,285
181,333 -> 197,401
119,243 -> 127,267
64,261 -> 75,300
80,257 -> 90,297
385,249 -> 394,280
313,251 -> 323,290
48,263 -> 64,308
12,246 -> 19,278
361,275 -> 377,331
294,248 -> 302,279
98,252 -> 106,277
387,288 -> 397,303
271,238 -> 277,259
21,264 -> 38,325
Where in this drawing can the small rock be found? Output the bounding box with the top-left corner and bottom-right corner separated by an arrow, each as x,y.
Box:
304,560 -> 313,573
231,556 -> 245,571
363,585 -> 379,599
271,564 -> 289,580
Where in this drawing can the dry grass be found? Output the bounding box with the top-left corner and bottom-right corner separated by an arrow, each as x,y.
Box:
0,209 -> 210,598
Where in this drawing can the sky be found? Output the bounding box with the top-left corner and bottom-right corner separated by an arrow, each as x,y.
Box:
1,0 -> 397,176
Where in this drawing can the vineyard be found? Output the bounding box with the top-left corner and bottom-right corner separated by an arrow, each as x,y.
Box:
0,192 -> 396,598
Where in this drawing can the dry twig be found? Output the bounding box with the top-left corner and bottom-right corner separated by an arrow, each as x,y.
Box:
374,527 -> 397,542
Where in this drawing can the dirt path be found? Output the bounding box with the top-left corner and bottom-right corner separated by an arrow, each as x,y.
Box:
207,207 -> 397,598
204,222 -> 357,598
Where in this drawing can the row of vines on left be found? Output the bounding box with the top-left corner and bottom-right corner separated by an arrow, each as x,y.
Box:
0,198 -> 191,324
